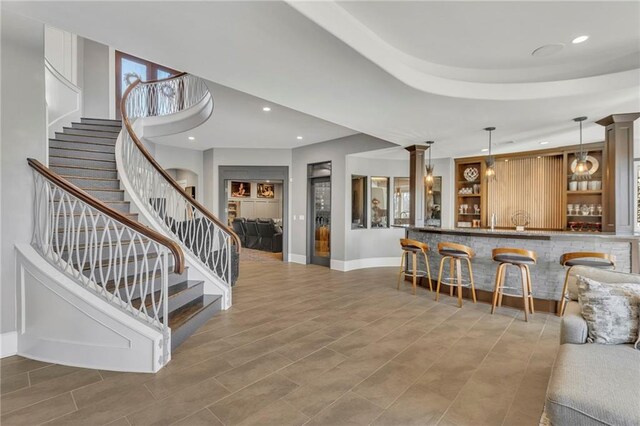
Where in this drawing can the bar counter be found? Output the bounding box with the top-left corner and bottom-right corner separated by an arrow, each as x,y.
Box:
402,226 -> 639,306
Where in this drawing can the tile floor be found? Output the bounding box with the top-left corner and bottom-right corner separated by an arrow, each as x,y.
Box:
0,261 -> 560,425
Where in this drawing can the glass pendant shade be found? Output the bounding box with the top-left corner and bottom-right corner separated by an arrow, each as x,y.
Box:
484,127 -> 496,181
425,141 -> 435,185
572,117 -> 590,181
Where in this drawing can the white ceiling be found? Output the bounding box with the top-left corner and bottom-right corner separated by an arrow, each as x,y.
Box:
4,1 -> 639,158
336,1 -> 640,82
151,80 -> 358,149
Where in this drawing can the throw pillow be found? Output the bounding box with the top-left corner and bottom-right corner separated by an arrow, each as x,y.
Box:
577,276 -> 640,344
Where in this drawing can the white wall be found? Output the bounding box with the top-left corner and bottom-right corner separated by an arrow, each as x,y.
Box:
290,134 -> 395,265
1,12 -> 47,337
152,143 -> 204,204
205,148 -> 292,215
82,38 -> 111,119
44,26 -> 78,85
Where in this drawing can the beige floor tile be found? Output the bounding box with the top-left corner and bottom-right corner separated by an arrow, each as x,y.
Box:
173,408 -> 224,426
209,373 -> 298,425
1,369 -> 101,414
106,417 -> 132,426
502,407 -> 540,426
238,399 -> 308,426
215,352 -> 292,392
0,373 -> 29,395
327,327 -> 389,357
144,356 -> 234,399
219,335 -> 286,368
0,392 -> 76,425
127,378 -> 229,426
443,378 -> 514,426
29,364 -> 85,386
1,358 -> 51,378
306,391 -> 383,426
372,383 -> 452,426
283,366 -> 361,417
47,384 -> 155,425
352,361 -> 417,408
276,332 -> 337,361
279,348 -> 346,385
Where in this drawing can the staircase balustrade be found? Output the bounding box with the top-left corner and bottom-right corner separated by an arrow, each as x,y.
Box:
120,73 -> 240,288
28,158 -> 184,365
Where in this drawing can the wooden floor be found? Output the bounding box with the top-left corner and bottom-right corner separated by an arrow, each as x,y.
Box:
0,261 -> 560,425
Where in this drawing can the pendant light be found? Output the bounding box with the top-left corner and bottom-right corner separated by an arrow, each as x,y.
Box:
572,116 -> 591,181
484,127 -> 496,180
425,141 -> 435,186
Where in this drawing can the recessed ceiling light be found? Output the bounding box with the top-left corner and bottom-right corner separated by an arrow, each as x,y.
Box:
481,148 -> 489,152
296,136 -> 303,140
531,43 -> 564,57
262,106 -> 271,112
540,141 -> 549,145
188,136 -> 195,141
572,35 -> 589,44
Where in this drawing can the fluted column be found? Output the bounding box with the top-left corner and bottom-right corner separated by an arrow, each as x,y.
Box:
405,145 -> 429,227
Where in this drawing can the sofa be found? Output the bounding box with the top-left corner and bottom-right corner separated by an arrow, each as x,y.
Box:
545,265 -> 640,426
232,217 -> 282,252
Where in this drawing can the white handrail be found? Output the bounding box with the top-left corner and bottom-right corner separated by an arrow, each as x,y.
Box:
120,73 -> 238,289
30,165 -> 172,364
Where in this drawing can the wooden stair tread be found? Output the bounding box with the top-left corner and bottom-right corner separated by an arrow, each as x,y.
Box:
130,280 -> 203,310
168,295 -> 220,331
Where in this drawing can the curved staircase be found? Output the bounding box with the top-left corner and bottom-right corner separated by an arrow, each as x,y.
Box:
48,118 -> 223,350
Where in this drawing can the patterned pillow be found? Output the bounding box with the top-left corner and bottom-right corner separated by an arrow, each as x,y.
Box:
577,276 -> 640,344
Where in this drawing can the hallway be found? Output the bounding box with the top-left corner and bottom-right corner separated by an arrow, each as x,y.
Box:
1,260 -> 560,425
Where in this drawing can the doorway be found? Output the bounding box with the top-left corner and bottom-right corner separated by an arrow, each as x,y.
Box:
218,166 -> 289,262
307,162 -> 331,267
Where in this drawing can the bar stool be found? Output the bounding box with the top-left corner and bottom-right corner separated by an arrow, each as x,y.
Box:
491,248 -> 536,321
435,242 -> 476,308
396,239 -> 433,295
558,252 -> 616,316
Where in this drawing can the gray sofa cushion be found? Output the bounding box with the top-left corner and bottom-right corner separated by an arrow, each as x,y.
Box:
567,266 -> 640,301
546,344 -> 640,426
577,276 -> 640,344
560,301 -> 588,345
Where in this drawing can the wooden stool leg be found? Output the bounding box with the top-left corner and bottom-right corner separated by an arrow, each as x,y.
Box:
558,267 -> 572,317
465,258 -> 477,303
397,252 -> 406,290
412,252 -> 417,295
449,258 -> 454,297
436,256 -> 446,301
491,263 -> 504,314
526,265 -> 535,314
498,266 -> 506,307
423,251 -> 433,292
456,259 -> 463,308
519,265 -> 530,322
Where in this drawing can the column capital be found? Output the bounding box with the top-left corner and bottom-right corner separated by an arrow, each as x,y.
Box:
596,112 -> 640,126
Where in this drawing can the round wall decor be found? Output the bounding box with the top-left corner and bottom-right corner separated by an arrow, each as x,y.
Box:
463,167 -> 479,182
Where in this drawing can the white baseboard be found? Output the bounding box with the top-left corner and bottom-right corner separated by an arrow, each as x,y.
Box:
1,332 -> 18,358
331,257 -> 400,272
288,254 -> 307,264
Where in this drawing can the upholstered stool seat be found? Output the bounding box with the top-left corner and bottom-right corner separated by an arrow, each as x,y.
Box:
435,242 -> 476,307
397,239 -> 432,295
558,252 -> 615,316
493,254 -> 536,265
491,248 -> 537,321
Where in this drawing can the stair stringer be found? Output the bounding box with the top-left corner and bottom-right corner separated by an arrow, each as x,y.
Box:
115,120 -> 232,311
15,244 -> 166,373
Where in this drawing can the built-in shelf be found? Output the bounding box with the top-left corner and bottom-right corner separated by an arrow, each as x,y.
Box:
457,180 -> 480,184
459,213 -> 481,216
567,190 -> 602,195
567,214 -> 602,217
457,194 -> 481,197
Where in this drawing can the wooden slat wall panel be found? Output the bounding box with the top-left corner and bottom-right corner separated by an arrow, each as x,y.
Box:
487,156 -> 563,229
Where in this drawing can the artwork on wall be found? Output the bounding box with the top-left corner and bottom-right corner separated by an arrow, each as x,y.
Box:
257,183 -> 275,198
231,181 -> 251,198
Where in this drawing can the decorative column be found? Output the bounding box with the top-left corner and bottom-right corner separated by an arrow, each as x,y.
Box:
596,113 -> 640,234
405,145 -> 429,227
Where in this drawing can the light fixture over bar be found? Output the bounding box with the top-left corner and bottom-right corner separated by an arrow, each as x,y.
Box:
484,127 -> 496,181
425,140 -> 435,186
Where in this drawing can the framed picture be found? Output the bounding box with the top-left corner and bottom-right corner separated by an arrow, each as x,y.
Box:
231,181 -> 250,198
257,183 -> 275,199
